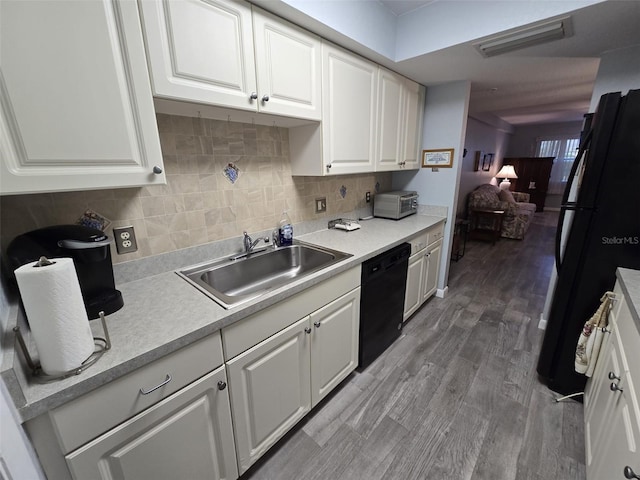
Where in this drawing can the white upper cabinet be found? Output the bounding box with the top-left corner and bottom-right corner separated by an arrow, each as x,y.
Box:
252,8 -> 322,120
375,68 -> 404,172
322,43 -> 378,175
0,0 -> 165,195
375,72 -> 424,172
289,42 -> 378,176
139,0 -> 321,121
401,79 -> 425,170
139,0 -> 256,111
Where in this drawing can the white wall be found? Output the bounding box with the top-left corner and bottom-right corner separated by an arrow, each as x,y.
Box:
589,44 -> 640,111
395,0 -> 603,60
457,116 -> 511,216
506,120 -> 584,157
255,0 -> 397,60
393,80 -> 471,294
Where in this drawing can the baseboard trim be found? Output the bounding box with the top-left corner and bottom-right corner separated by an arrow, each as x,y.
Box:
538,314 -> 547,330
436,286 -> 448,298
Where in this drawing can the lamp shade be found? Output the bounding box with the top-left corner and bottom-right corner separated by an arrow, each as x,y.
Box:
496,165 -> 518,179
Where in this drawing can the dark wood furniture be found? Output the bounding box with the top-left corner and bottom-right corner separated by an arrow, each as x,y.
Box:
469,209 -> 505,245
451,219 -> 469,261
502,156 -> 554,212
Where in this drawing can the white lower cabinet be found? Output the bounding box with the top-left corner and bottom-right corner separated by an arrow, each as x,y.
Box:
227,286 -> 360,474
403,223 -> 444,322
310,288 -> 360,405
404,251 -> 425,321
66,366 -> 238,480
227,317 -> 312,474
584,279 -> 640,480
422,241 -> 442,301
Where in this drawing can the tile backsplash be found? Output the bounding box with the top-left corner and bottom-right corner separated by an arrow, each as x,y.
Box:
0,114 -> 392,264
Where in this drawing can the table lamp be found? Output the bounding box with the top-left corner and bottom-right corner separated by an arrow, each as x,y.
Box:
496,165 -> 518,190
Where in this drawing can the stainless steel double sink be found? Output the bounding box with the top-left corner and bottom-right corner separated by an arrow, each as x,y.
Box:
177,242 -> 352,309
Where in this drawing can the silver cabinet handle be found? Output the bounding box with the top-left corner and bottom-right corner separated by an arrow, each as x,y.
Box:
261,94 -> 270,102
304,327 -> 312,334
153,166 -> 163,174
217,380 -> 227,391
140,374 -> 172,395
624,466 -> 640,479
314,321 -> 321,328
609,371 -> 621,381
250,92 -> 258,100
610,382 -> 623,393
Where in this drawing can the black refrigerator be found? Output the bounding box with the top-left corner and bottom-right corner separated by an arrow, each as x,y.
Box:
537,89 -> 640,396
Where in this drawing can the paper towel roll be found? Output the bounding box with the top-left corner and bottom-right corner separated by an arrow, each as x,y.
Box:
15,257 -> 95,376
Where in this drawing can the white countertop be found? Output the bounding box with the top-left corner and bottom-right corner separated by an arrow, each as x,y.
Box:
10,215 -> 445,421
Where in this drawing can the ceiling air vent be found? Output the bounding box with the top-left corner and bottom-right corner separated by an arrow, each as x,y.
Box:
474,16 -> 573,58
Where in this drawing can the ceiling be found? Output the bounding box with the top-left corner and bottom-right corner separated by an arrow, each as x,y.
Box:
380,0 -> 640,126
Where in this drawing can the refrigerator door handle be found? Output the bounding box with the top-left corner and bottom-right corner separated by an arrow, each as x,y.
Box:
555,130 -> 592,273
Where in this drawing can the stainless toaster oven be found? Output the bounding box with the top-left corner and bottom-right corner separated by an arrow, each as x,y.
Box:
373,191 -> 418,219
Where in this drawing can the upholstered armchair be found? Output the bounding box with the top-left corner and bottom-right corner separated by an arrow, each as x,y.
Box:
468,184 -> 537,239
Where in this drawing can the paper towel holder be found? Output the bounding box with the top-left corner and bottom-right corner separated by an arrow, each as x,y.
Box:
13,311 -> 112,383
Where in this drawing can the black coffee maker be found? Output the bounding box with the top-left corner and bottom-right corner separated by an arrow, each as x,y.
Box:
7,225 -> 124,319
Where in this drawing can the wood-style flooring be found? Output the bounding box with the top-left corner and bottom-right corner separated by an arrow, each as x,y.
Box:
243,212 -> 585,480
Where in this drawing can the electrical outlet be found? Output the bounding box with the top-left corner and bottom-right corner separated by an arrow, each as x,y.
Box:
315,197 -> 327,213
366,192 -> 371,203
113,226 -> 138,254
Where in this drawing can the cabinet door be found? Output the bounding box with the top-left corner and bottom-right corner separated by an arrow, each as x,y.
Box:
422,241 -> 442,301
401,80 -> 424,170
65,366 -> 238,480
588,371 -> 640,480
139,0 -> 257,111
252,8 -> 322,120
321,42 -> 377,175
375,68 -> 404,172
0,0 -> 165,194
404,252 -> 424,321
227,316 -> 311,474
584,328 -> 623,470
310,288 -> 360,406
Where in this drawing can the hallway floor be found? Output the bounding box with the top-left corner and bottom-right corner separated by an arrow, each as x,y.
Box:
244,212 -> 586,480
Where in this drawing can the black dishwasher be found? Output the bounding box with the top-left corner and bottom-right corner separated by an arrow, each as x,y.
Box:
359,242 -> 411,368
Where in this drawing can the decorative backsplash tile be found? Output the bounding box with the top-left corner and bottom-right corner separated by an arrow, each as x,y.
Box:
0,114 -> 392,264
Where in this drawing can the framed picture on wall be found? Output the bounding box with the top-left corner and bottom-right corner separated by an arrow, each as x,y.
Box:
474,151 -> 483,171
422,148 -> 454,168
481,153 -> 494,171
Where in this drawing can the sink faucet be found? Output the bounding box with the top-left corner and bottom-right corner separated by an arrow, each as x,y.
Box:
243,232 -> 269,253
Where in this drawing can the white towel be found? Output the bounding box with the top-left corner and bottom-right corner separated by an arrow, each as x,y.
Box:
575,291 -> 614,377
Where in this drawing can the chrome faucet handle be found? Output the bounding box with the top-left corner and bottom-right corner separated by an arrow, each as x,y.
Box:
243,231 -> 252,252
272,229 -> 280,247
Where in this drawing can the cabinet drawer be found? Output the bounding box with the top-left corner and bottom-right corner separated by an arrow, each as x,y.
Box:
51,332 -> 223,453
65,365 -> 237,480
408,232 -> 428,254
427,222 -> 444,246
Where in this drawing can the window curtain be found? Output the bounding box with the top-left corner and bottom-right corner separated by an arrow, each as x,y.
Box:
537,137 -> 580,195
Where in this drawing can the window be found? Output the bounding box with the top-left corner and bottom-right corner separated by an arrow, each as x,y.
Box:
537,136 -> 580,195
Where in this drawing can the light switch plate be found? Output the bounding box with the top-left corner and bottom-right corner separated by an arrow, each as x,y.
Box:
315,197 -> 327,213
113,226 -> 138,254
